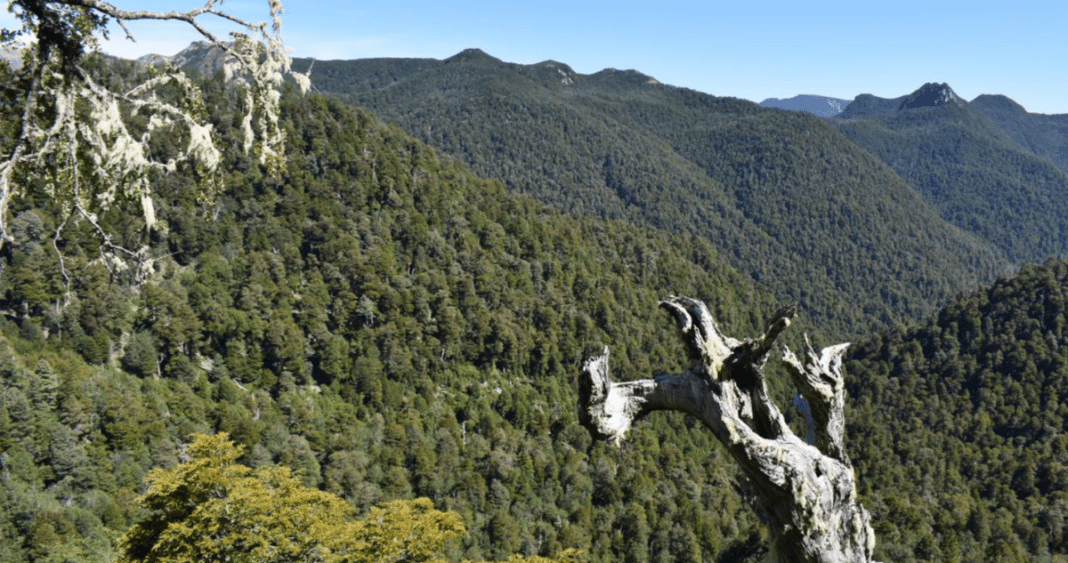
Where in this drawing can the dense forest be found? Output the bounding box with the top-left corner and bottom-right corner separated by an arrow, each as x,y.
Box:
846,259 -> 1068,562
300,50 -> 1008,339
0,63 -> 794,562
4,50 -> 1068,563
830,84 -> 1068,265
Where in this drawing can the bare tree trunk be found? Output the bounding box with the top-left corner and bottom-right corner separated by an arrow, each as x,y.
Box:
579,296 -> 879,563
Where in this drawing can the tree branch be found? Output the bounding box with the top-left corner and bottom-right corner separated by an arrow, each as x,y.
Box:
783,337 -> 851,464
0,0 -> 309,266
64,0 -> 267,46
579,297 -> 878,563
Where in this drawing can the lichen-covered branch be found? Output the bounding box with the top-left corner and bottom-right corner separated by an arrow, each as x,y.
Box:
0,0 -> 309,252
580,296 -> 878,563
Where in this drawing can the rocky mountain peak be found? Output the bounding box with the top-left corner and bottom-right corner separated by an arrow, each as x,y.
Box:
898,82 -> 961,111
836,82 -> 963,120
534,60 -> 577,85
137,40 -> 228,77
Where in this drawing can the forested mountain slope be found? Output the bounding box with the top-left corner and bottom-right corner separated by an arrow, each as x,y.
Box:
299,50 -> 1007,339
846,259 -> 1068,562
831,83 -> 1068,266
970,94 -> 1068,175
0,71 -> 797,562
3,53 -> 1068,563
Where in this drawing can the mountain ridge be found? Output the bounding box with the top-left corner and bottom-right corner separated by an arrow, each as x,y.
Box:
151,45 -> 1068,338
830,85 -> 1068,266
835,82 -> 964,119
970,93 -> 1068,175
286,48 -> 1012,338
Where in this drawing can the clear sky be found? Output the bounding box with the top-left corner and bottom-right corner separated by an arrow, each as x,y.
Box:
5,1 -> 1067,114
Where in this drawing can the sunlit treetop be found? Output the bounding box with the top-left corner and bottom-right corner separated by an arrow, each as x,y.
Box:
118,433 -> 583,563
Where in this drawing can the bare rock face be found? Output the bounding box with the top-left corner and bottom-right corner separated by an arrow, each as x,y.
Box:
898,82 -> 961,111
579,296 -> 880,563
138,41 -> 229,77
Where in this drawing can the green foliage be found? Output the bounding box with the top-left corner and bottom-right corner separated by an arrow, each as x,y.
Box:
119,432 -> 466,563
118,433 -> 582,563
300,51 -> 1011,339
343,498 -> 466,563
0,68 -> 779,563
846,259 -> 1068,561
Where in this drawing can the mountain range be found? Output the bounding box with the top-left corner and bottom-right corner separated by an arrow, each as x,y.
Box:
833,82 -> 964,119
829,83 -> 1068,266
286,50 -> 1068,338
280,49 -> 1068,338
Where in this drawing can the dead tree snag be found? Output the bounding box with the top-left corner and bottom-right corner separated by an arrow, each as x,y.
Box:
579,296 -> 878,563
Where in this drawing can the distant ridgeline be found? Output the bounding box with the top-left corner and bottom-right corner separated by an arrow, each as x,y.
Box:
833,82 -> 965,120
829,82 -> 1068,266
287,48 -> 1021,340
289,49 -> 1068,339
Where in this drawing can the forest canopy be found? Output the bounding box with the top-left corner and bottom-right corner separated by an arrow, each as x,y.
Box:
119,433 -> 581,563
0,71 -> 784,562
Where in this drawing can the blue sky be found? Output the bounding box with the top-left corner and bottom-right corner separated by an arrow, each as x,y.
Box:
6,1 -> 1067,114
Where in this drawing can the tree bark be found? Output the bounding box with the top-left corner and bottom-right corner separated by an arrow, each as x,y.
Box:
579,296 -> 878,563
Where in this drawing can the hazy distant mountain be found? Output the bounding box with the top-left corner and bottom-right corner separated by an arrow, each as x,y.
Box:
136,41 -> 229,76
759,94 -> 850,116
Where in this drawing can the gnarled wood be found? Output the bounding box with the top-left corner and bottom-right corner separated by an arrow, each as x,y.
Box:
580,296 -> 878,563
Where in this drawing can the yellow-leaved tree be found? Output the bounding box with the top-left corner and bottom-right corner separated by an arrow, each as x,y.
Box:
119,433 -> 581,563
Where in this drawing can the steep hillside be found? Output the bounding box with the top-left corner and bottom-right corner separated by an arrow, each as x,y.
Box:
832,83 -> 1068,265
970,94 -> 1068,175
5,52 -> 1068,563
0,73 -> 799,563
297,50 -> 1007,338
846,259 -> 1068,562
